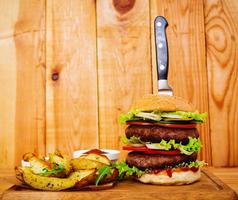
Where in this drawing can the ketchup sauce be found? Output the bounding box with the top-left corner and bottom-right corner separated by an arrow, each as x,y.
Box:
84,149 -> 107,155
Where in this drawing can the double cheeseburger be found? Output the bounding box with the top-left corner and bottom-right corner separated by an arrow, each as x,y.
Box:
119,94 -> 207,185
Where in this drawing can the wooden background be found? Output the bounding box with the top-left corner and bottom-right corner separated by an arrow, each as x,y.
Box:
0,0 -> 237,169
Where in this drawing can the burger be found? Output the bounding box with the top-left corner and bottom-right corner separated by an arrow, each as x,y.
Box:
118,94 -> 207,185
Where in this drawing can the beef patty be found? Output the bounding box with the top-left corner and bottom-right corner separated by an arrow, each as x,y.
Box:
126,152 -> 197,170
125,125 -> 199,144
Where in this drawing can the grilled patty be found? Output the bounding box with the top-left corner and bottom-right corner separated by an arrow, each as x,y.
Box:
125,125 -> 199,144
126,152 -> 197,170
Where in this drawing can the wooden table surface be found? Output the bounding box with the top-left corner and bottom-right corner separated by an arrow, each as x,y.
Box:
0,167 -> 237,199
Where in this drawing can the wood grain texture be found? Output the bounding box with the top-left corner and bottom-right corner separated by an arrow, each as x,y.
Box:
205,0 -> 238,166
1,169 -> 238,200
207,167 -> 238,194
0,0 -> 237,168
0,0 -> 46,169
150,0 -> 212,164
46,0 -> 98,154
0,0 -> 18,170
0,168 -> 237,199
97,0 -> 152,150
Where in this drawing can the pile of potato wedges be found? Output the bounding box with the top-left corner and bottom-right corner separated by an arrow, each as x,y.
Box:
15,150 -> 118,191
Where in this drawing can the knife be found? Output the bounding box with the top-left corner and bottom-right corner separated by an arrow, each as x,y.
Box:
154,16 -> 173,96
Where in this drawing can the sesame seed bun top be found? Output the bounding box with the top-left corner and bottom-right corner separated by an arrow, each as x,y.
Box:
130,94 -> 196,112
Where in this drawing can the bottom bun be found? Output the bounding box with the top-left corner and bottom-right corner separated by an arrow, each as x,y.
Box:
138,168 -> 201,185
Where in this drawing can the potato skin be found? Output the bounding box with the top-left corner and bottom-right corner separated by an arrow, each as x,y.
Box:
49,152 -> 72,177
74,172 -> 97,189
23,151 -> 72,177
23,153 -> 50,175
16,167 -> 95,191
71,158 -> 106,170
15,167 -> 24,183
80,154 -> 111,165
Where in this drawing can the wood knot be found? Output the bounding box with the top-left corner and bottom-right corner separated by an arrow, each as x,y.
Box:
113,0 -> 135,14
52,72 -> 59,81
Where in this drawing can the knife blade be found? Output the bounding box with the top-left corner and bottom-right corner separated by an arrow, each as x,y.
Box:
154,16 -> 173,96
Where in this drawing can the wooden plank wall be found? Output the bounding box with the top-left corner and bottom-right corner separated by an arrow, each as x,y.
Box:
204,0 -> 238,166
45,0 -> 98,154
0,0 -> 237,169
97,0 -> 152,150
0,0 -> 46,169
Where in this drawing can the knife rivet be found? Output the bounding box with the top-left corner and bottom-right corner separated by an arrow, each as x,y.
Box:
158,43 -> 163,48
157,22 -> 162,27
160,65 -> 165,70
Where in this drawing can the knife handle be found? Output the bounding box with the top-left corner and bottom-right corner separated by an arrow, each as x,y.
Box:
154,16 -> 169,80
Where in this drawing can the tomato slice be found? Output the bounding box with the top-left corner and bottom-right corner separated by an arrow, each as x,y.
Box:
122,146 -> 181,155
126,121 -> 196,129
126,121 -> 155,126
154,123 -> 196,129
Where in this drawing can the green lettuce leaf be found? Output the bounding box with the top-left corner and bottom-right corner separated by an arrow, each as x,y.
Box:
148,137 -> 202,155
147,139 -> 174,150
161,111 -> 208,122
119,110 -> 207,124
95,165 -> 112,186
174,137 -> 202,155
113,161 -> 144,180
118,109 -> 141,124
175,160 -> 207,168
113,161 -> 207,180
121,135 -> 146,145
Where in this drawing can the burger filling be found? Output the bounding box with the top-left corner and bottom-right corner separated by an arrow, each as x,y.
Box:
119,110 -> 207,124
113,160 -> 206,180
122,135 -> 201,155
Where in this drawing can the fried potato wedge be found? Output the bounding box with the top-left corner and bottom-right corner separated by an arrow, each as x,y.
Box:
23,153 -> 49,175
71,158 -> 107,170
23,151 -> 71,177
15,167 -> 96,191
15,166 -> 24,183
49,150 -> 71,176
74,172 -> 97,189
74,168 -> 118,188
79,154 -> 111,166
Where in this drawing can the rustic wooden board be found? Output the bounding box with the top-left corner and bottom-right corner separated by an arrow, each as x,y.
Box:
0,0 -> 46,168
150,0 -> 212,164
97,0 -> 152,151
208,167 -> 238,194
46,0 -> 98,154
1,170 -> 237,200
204,0 -> 238,166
